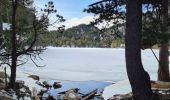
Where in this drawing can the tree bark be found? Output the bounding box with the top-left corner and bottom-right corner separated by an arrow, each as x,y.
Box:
0,17 -> 2,31
158,44 -> 169,81
9,0 -> 18,89
9,62 -> 17,89
0,4 -> 2,47
0,2 -> 2,31
125,0 -> 153,99
158,0 -> 170,82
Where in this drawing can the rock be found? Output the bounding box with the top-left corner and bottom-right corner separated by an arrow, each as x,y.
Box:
42,81 -> 48,85
47,95 -> 56,100
15,80 -> 25,90
32,87 -> 40,100
35,81 -> 44,88
53,82 -> 62,89
41,81 -> 52,89
23,85 -> 31,93
109,93 -> 132,100
15,85 -> 32,100
63,89 -> 81,100
28,75 -> 39,81
36,81 -> 52,89
38,89 -> 47,98
0,82 -> 5,90
0,90 -> 13,100
42,81 -> 49,87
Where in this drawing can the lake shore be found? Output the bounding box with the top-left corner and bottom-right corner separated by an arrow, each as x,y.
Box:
0,69 -> 114,99
2,70 -> 170,100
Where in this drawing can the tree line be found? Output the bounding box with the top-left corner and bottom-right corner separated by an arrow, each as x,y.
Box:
39,24 -> 124,48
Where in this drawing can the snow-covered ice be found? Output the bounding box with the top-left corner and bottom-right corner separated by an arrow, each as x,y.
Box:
0,47 -> 160,99
102,80 -> 131,100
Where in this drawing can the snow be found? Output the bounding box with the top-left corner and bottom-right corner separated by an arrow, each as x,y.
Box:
0,48 -> 160,99
3,23 -> 11,30
102,79 -> 131,100
18,47 -> 128,82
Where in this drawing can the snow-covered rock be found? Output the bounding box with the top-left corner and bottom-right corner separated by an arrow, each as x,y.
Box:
102,80 -> 131,100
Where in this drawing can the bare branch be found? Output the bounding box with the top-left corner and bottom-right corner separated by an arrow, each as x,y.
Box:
30,55 -> 45,67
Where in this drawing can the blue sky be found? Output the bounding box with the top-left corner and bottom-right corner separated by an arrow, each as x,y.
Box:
35,0 -> 97,18
35,0 -> 97,29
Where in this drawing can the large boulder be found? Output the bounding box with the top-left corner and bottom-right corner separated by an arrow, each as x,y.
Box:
28,75 -> 39,81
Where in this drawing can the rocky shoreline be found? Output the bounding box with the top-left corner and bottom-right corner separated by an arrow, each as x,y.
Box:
1,71 -> 170,100
0,71 -> 109,100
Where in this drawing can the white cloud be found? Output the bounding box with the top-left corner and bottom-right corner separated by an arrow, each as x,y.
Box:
64,16 -> 94,28
49,15 -> 126,31
49,16 -> 94,30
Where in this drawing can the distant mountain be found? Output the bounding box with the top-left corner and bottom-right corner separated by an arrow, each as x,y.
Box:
38,24 -> 124,48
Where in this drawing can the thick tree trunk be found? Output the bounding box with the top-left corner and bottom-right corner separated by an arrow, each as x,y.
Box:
158,44 -> 169,81
125,0 -> 153,99
9,0 -> 18,89
0,18 -> 2,31
158,0 -> 170,82
0,3 -> 2,31
0,6 -> 2,44
9,60 -> 17,89
0,7 -> 2,46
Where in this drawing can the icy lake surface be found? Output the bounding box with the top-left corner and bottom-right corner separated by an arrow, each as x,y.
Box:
0,47 -> 160,100
18,47 -> 159,82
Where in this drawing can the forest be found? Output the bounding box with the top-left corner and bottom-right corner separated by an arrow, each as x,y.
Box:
39,24 -> 124,48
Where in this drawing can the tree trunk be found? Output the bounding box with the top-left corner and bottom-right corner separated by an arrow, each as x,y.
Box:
9,61 -> 17,89
0,17 -> 2,31
125,0 -> 153,99
0,3 -> 2,31
158,0 -> 170,82
9,0 -> 18,89
0,5 -> 2,47
158,44 -> 169,81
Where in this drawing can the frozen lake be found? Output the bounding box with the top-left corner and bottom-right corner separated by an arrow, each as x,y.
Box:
0,47 -> 161,99
17,47 -> 159,82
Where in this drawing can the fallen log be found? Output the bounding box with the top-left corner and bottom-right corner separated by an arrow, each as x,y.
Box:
82,89 -> 97,100
151,81 -> 170,89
